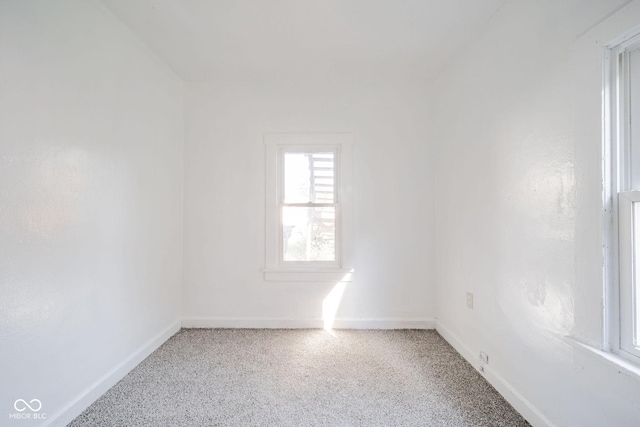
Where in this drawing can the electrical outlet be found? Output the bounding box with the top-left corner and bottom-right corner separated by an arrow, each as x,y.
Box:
479,351 -> 489,365
466,292 -> 474,309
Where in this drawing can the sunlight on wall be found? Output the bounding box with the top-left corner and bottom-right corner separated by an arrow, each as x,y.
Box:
322,270 -> 353,331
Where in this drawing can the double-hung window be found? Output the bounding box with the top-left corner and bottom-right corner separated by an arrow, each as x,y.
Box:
605,29 -> 640,361
264,133 -> 353,281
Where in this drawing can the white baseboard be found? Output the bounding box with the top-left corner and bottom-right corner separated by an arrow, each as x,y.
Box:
435,321 -> 555,427
43,319 -> 181,427
334,318 -> 436,329
181,317 -> 436,330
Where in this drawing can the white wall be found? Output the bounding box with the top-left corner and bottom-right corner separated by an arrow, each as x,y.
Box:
7,1 -> 640,426
433,0 -> 640,426
182,79 -> 435,327
0,1 -> 183,425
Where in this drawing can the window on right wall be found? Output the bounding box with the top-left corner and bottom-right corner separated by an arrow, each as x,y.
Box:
605,28 -> 640,362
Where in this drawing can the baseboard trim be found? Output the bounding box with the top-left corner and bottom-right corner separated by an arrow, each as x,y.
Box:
182,317 -> 436,330
435,321 -> 555,427
43,319 -> 181,427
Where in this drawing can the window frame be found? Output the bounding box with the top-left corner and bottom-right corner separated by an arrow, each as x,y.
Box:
279,145 -> 341,268
264,133 -> 353,282
618,191 -> 640,359
604,28 -> 640,362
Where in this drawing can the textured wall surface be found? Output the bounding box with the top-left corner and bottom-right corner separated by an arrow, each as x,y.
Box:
0,1 -> 183,425
182,80 -> 435,325
433,1 -> 640,426
5,0 -> 640,426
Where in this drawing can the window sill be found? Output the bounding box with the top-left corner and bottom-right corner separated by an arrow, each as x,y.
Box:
263,268 -> 354,282
563,336 -> 640,384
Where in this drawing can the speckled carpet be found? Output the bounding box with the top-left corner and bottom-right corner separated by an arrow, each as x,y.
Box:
69,329 -> 529,427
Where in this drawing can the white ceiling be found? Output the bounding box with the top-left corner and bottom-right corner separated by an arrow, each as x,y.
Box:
100,0 -> 506,81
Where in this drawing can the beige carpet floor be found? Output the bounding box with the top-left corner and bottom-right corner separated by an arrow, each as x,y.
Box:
69,329 -> 530,426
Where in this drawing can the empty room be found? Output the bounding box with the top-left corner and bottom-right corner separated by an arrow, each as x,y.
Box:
2,0 -> 640,426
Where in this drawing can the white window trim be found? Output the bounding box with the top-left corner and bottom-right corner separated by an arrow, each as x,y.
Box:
604,27 -> 640,363
264,133 -> 354,282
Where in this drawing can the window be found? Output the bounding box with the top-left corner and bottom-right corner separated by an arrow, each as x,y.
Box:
605,29 -> 640,361
264,133 -> 353,281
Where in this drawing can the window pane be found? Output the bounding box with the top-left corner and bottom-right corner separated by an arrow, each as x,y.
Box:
282,206 -> 335,261
634,201 -> 640,347
630,47 -> 640,189
284,152 -> 335,203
